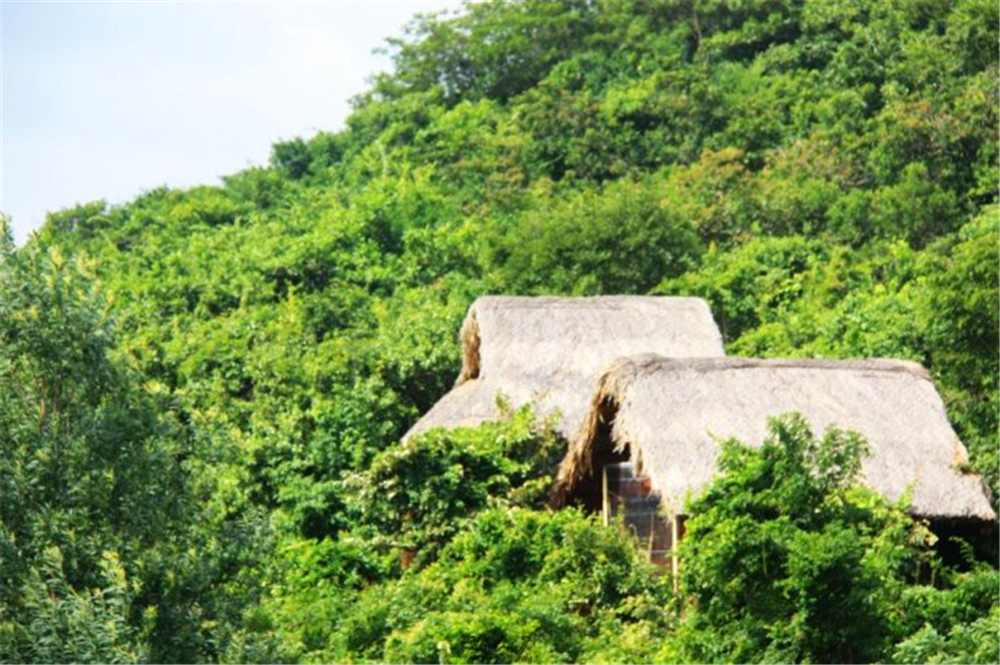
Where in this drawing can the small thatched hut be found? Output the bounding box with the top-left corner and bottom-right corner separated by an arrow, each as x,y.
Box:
403,296 -> 725,441
555,355 -> 996,525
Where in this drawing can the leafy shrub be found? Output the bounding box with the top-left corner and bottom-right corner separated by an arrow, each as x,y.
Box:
666,413 -> 933,664
0,547 -> 145,664
343,403 -> 561,559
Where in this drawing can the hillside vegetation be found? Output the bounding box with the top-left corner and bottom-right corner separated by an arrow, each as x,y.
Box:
2,1 -> 997,662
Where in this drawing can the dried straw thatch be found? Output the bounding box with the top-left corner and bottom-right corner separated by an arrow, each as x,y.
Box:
555,355 -> 995,520
403,296 -> 725,440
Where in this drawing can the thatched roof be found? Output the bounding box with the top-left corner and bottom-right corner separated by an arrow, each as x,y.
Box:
555,355 -> 995,520
404,296 -> 725,440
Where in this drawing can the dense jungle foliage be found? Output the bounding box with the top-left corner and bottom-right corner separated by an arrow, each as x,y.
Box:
2,0 -> 998,662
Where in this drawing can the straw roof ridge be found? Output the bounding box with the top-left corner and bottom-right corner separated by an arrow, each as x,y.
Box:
404,295 -> 726,441
604,354 -> 933,382
456,309 -> 481,385
554,352 -> 995,520
454,296 -> 722,381
470,294 -> 716,311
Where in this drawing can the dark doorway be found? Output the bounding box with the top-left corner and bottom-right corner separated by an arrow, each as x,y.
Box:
561,398 -> 679,572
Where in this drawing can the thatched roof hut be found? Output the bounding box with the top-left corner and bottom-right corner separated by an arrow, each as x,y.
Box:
555,355 -> 995,521
404,296 -> 725,440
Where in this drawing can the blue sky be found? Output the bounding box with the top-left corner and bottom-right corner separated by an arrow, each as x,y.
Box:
1,1 -> 462,244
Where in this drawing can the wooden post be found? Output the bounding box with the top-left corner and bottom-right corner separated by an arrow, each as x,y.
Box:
671,514 -> 680,592
602,465 -> 610,527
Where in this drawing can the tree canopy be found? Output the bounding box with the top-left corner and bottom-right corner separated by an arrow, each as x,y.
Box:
3,0 -> 997,662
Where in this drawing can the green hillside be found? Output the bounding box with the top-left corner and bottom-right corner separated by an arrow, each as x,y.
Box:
2,1 -> 997,662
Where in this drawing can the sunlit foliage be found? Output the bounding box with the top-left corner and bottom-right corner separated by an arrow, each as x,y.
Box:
3,0 -> 997,661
